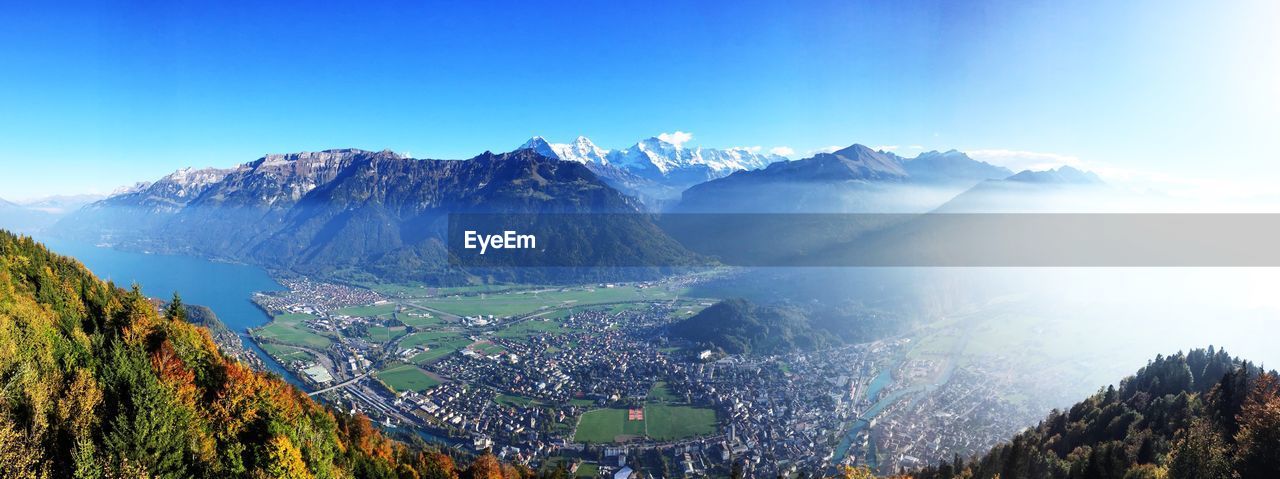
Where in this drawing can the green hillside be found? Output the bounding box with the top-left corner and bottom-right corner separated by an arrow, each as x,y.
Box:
0,230 -> 528,478
911,347 -> 1280,479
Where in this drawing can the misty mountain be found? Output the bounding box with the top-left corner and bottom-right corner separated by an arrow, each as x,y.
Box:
1005,165 -> 1102,184
12,194 -> 103,214
52,148 -> 697,284
901,149 -> 1012,184
934,165 -> 1108,213
0,194 -> 102,234
671,144 -> 1008,213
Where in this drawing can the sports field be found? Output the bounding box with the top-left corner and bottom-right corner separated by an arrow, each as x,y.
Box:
376,364 -> 442,393
259,342 -> 314,362
401,331 -> 474,363
365,325 -> 407,342
573,408 -> 646,443
573,405 -> 716,443
645,404 -> 717,441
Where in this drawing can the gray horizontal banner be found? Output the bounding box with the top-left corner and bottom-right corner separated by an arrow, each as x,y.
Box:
446,213 -> 1280,267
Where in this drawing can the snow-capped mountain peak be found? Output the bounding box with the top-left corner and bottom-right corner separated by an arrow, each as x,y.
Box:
517,136 -> 610,164
515,135 -> 787,185
610,137 -> 785,178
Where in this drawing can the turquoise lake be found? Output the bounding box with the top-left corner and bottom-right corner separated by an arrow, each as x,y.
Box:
38,237 -> 303,386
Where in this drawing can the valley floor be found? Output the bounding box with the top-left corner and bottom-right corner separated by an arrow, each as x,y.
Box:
243,274 -> 1118,477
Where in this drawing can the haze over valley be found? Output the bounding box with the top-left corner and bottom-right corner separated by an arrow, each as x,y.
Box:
3,1 -> 1278,477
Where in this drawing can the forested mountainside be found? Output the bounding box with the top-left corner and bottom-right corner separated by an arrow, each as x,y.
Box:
669,299 -> 838,355
0,230 -> 532,478
910,347 -> 1280,479
52,149 -> 696,284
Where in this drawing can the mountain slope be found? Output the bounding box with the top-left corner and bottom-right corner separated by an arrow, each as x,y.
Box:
669,299 -> 836,355
673,144 -> 1004,213
910,347 -> 1280,479
0,230 -> 516,478
52,149 -> 697,284
900,150 -> 1012,185
932,166 -> 1108,213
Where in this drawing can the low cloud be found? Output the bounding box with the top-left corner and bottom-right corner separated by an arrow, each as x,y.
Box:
657,131 -> 694,147
769,146 -> 795,157
809,145 -> 843,155
874,145 -> 900,152
965,149 -> 1085,172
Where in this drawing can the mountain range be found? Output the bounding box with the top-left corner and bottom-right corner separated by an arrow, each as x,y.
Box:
673,144 -> 1012,213
35,139 -> 1102,283
52,148 -> 697,284
516,135 -> 787,208
517,135 -> 784,182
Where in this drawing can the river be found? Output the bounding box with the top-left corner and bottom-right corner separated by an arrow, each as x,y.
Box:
38,237 -> 305,387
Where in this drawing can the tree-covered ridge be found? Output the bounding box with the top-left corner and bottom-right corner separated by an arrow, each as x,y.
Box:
0,230 -> 525,478
911,347 -> 1280,479
669,298 -> 837,355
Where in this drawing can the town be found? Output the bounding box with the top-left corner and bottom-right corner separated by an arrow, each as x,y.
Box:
245,276 -> 1043,477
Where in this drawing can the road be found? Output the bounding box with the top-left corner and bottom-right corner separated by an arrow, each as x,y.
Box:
308,371 -> 371,396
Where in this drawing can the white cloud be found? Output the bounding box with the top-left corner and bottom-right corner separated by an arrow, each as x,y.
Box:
657,131 -> 693,147
809,145 -> 843,155
769,146 -> 795,157
965,149 -> 1085,172
907,145 -> 924,150
874,145 -> 900,152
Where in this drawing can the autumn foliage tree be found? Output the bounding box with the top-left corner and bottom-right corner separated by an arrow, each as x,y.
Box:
0,231 -> 522,478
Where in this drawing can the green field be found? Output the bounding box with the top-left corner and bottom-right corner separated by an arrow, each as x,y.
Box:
254,313 -> 332,349
401,331 -> 474,363
495,393 -> 542,408
573,408 -> 646,443
367,283 -> 525,298
365,325 -> 408,342
494,318 -> 569,340
574,463 -> 598,478
573,405 -> 716,443
401,331 -> 465,348
470,341 -> 505,355
260,342 -> 314,362
399,313 -> 443,328
644,404 -> 717,441
376,364 -> 441,393
334,303 -> 399,317
648,381 -> 679,402
414,286 -> 688,319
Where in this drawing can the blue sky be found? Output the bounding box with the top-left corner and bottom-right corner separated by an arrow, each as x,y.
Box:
1,0 -> 1276,199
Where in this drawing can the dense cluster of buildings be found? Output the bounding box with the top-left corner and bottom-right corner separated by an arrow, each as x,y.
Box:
247,276 -> 1046,477
871,363 -> 1051,472
253,277 -> 384,316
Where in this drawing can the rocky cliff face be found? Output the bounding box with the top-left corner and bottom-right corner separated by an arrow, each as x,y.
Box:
52,148 -> 693,283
